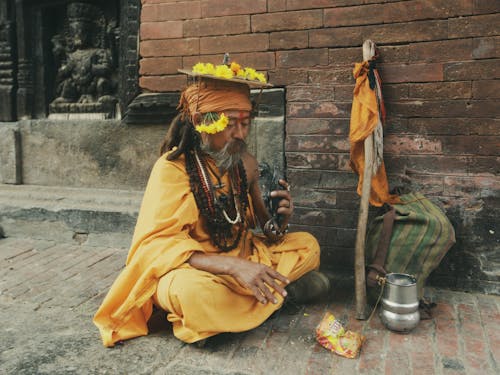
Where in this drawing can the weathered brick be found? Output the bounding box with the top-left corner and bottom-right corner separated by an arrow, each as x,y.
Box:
290,186 -> 337,208
142,0 -> 184,3
286,135 -> 350,152
268,69 -> 308,85
325,0 -> 472,27
334,84 -> 356,101
333,190 -> 360,210
140,38 -> 199,57
139,74 -> 186,92
270,31 -> 308,50
449,13 -> 500,38
288,101 -> 349,119
328,47 -> 361,67
141,1 -> 201,22
378,45 -> 410,63
267,0 -> 286,12
276,49 -> 328,68
201,0 -> 266,17
183,15 -> 250,37
387,99 -> 500,118
397,173 -> 445,195
287,85 -> 335,102
472,36 -> 500,59
477,295 -> 500,366
287,152 -> 339,170
403,118 -> 499,136
441,136 -> 500,156
410,39 -> 473,62
287,0 -> 356,10
309,27 -> 362,48
358,322 -> 387,373
379,63 -> 443,83
366,20 -> 448,44
140,21 -> 182,40
444,176 -> 499,197
458,303 -> 492,374
384,134 -> 442,155
252,10 -> 323,32
469,156 -> 500,175
385,335 -> 412,375
381,84 -> 409,102
308,68 -> 353,85
182,52 -> 275,70
312,20 -> 448,48
472,80 -> 500,99
139,56 -> 183,75
445,59 -> 499,81
286,118 -> 349,135
386,155 -> 469,174
287,169 -> 358,190
409,81 -> 472,99
200,34 -> 268,54
293,207 -> 358,227
473,0 -> 500,14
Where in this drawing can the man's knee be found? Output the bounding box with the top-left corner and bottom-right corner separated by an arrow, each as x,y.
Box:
167,269 -> 213,302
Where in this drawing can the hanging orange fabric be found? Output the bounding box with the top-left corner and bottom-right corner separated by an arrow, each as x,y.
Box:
349,61 -> 400,207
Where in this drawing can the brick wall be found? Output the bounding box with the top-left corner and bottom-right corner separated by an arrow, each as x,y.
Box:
138,0 -> 500,294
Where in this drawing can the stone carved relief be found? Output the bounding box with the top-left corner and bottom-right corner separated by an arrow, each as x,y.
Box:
49,2 -> 119,118
0,20 -> 15,121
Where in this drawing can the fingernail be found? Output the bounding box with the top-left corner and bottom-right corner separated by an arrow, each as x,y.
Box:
282,291 -> 287,297
273,299 -> 278,304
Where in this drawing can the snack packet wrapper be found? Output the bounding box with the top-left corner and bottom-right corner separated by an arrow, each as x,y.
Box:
315,312 -> 365,359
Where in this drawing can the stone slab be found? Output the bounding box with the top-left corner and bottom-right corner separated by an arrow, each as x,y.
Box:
0,127 -> 21,184
0,184 -> 142,247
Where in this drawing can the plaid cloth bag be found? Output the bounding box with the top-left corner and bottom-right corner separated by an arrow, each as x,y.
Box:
365,192 -> 456,300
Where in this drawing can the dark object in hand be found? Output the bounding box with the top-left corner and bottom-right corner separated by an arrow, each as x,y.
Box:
259,162 -> 285,227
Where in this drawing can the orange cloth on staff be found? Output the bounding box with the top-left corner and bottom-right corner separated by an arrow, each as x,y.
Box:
349,61 -> 400,207
93,155 -> 320,347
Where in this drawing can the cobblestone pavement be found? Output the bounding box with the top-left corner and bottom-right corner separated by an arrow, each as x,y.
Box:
1,236 -> 498,374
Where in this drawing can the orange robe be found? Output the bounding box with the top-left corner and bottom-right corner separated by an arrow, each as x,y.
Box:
93,155 -> 320,346
349,61 -> 400,207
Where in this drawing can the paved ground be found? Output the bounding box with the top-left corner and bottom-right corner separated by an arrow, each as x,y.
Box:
1,236 -> 498,375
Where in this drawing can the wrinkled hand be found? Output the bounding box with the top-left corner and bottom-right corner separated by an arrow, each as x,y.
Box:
230,258 -> 289,304
270,179 -> 293,228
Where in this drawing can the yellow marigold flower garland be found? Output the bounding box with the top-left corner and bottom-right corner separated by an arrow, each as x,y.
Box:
195,112 -> 229,134
192,62 -> 267,84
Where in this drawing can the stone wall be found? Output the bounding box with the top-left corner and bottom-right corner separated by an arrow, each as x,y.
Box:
137,0 -> 499,293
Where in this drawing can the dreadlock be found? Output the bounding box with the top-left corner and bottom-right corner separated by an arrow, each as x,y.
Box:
159,114 -> 201,160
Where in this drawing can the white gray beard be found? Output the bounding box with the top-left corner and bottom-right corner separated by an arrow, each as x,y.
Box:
201,139 -> 247,172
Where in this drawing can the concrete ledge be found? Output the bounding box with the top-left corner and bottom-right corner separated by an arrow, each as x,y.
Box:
0,184 -> 143,248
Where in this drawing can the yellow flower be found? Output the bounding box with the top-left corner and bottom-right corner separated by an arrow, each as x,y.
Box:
230,62 -> 241,74
215,64 -> 234,79
193,62 -> 216,75
195,113 -> 229,134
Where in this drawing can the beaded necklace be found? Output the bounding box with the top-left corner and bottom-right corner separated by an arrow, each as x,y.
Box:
186,149 -> 248,252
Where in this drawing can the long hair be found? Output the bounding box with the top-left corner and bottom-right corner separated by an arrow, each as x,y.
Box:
159,113 -> 201,160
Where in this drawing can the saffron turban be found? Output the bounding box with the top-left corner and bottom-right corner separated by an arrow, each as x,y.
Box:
178,78 -> 252,118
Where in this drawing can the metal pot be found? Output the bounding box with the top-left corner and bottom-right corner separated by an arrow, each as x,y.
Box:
379,273 -> 420,333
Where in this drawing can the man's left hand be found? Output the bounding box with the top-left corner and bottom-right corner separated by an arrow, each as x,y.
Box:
270,179 -> 293,229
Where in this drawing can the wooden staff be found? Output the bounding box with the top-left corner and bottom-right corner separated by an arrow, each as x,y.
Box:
354,40 -> 377,320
